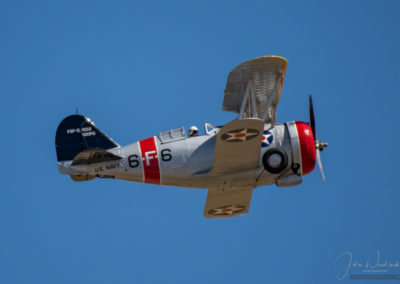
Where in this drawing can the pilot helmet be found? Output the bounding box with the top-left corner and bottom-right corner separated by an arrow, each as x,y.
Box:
189,126 -> 198,137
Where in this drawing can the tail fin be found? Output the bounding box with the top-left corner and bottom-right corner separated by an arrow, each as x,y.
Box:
55,115 -> 119,162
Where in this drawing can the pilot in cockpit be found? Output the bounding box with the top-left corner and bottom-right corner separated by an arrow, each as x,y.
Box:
188,126 -> 198,137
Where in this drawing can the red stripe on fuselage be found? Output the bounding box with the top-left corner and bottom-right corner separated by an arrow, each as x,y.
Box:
139,137 -> 160,184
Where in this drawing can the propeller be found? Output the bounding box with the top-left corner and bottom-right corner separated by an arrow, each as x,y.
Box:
309,95 -> 328,181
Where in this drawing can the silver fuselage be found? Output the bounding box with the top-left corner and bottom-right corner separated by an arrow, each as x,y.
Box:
63,123 -> 297,189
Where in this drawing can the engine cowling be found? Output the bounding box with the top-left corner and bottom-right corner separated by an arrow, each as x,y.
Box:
260,121 -> 316,181
295,121 -> 316,175
284,121 -> 316,176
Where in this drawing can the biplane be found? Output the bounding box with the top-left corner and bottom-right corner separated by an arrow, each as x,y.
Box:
55,56 -> 328,218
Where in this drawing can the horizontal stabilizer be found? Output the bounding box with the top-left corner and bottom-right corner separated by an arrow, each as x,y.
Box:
70,174 -> 96,182
71,149 -> 121,166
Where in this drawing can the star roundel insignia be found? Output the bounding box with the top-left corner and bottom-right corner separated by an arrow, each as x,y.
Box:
221,128 -> 259,142
208,204 -> 247,216
261,130 -> 273,147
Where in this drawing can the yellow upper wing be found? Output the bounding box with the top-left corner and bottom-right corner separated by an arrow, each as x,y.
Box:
222,56 -> 287,123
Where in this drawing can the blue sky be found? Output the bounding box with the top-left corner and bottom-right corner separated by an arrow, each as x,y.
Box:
1,1 -> 399,283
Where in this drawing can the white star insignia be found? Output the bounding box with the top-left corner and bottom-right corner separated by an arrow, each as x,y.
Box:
263,133 -> 273,145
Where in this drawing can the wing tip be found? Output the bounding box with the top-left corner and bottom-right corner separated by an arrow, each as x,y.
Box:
203,211 -> 249,219
254,55 -> 288,65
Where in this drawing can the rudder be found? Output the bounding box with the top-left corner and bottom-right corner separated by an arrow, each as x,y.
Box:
55,115 -> 119,162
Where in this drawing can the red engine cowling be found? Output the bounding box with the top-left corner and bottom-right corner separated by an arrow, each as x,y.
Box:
295,121 -> 316,175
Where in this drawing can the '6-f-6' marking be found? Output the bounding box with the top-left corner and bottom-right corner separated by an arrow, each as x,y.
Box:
128,149 -> 172,168
128,137 -> 173,185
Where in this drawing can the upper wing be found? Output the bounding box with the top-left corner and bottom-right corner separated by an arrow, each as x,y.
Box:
204,186 -> 253,218
222,56 -> 287,123
208,118 -> 264,174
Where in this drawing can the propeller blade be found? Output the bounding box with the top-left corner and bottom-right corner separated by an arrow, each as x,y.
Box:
309,95 -> 316,140
316,149 -> 325,182
308,95 -> 327,181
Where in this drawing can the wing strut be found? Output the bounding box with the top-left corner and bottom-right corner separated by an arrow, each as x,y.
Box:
239,82 -> 252,119
261,79 -> 281,126
238,80 -> 260,120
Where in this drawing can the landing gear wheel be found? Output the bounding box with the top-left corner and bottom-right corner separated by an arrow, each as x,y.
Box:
262,148 -> 288,174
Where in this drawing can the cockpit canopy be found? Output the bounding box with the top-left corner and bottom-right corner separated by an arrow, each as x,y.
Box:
158,123 -> 219,144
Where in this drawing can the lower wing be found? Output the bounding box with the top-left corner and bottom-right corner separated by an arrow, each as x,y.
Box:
208,118 -> 264,174
203,186 -> 253,218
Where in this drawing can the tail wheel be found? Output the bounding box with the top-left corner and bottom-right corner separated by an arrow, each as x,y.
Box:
262,148 -> 288,174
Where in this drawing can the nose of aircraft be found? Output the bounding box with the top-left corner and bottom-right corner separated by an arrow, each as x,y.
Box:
295,121 -> 316,175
